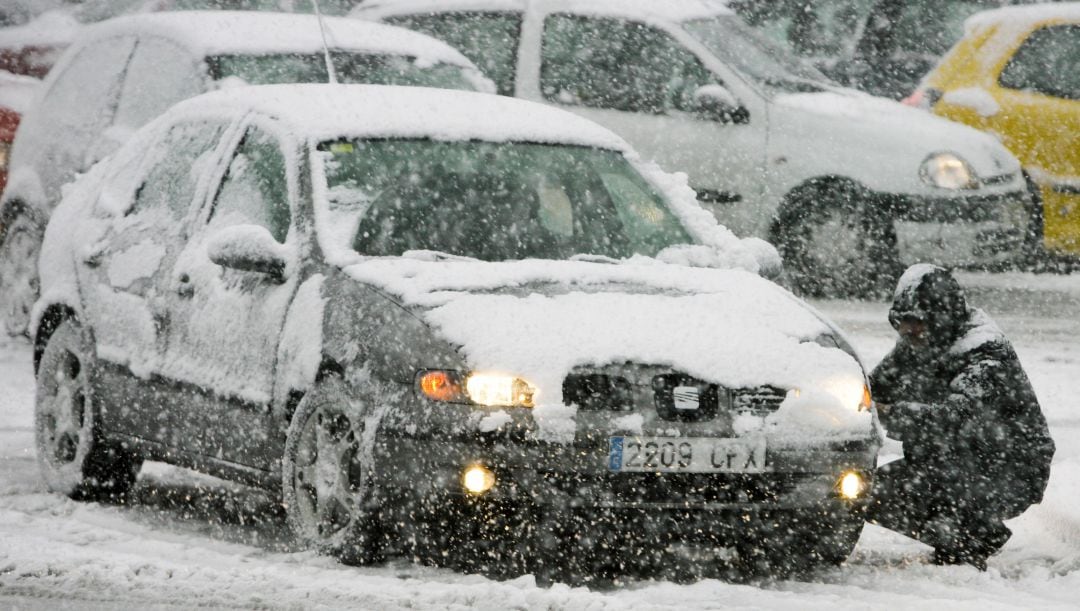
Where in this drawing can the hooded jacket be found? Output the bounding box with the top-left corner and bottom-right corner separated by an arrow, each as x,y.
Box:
870,265 -> 1055,512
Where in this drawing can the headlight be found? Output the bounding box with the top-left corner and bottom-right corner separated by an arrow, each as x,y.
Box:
0,142 -> 9,171
417,370 -> 536,408
920,152 -> 977,190
819,377 -> 873,412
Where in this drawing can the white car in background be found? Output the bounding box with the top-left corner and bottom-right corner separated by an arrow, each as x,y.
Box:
355,0 -> 1039,296
0,10 -> 491,336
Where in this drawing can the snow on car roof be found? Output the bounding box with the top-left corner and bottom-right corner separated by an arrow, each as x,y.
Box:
964,2 -> 1080,34
170,83 -> 631,149
76,11 -> 474,67
353,0 -> 733,22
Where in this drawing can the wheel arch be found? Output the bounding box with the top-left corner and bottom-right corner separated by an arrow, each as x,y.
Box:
769,175 -> 868,241
33,303 -> 79,375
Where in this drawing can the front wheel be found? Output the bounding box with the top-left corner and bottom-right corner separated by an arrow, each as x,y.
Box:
35,318 -> 141,500
282,377 -> 385,565
776,181 -> 901,299
736,509 -> 864,578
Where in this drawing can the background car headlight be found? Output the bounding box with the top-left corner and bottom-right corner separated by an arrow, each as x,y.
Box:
0,142 -> 10,171
920,152 -> 977,190
417,370 -> 536,407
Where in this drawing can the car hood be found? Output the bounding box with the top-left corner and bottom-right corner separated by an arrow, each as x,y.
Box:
773,87 -> 1021,180
344,257 -> 871,443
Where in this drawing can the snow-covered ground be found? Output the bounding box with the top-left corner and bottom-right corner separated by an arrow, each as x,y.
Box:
1,271 -> 1078,609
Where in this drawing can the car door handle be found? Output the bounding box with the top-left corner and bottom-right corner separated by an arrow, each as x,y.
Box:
176,273 -> 194,297
82,249 -> 104,268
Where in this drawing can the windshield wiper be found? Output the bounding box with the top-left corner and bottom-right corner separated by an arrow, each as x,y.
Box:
401,250 -> 480,263
763,77 -> 827,93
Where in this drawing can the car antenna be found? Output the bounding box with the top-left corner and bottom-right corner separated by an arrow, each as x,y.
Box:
312,0 -> 338,84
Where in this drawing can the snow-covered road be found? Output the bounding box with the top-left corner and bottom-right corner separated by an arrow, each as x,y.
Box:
1,272 -> 1078,610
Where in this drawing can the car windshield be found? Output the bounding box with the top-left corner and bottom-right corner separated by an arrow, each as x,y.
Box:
207,52 -> 477,90
319,139 -> 693,262
682,15 -> 834,94
73,0 -> 308,23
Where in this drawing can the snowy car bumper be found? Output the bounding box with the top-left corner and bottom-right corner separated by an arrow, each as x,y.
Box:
372,435 -> 878,515
884,187 -> 1035,268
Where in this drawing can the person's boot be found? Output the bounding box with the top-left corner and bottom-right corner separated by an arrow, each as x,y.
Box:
932,547 -> 987,571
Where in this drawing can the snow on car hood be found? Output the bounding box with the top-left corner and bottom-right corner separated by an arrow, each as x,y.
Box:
775,88 -> 1021,179
345,257 -> 871,443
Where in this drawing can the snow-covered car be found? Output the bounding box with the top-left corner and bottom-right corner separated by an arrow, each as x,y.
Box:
33,84 -> 880,581
0,10 -> 491,336
0,0 -> 361,78
353,0 -> 1039,297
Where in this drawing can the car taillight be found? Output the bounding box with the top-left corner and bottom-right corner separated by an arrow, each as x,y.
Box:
902,88 -> 943,111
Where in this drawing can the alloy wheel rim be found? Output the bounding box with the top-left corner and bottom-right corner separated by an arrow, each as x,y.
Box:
294,407 -> 368,541
41,350 -> 88,466
803,210 -> 865,281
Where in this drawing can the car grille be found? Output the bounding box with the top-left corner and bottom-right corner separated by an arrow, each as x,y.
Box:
731,386 -> 787,417
564,371 -> 788,421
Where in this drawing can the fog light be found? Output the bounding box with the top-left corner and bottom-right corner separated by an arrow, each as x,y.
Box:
839,471 -> 865,500
463,464 -> 495,495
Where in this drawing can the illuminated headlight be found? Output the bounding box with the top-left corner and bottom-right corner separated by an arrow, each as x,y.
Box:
462,464 -> 496,495
820,377 -> 873,412
417,370 -> 536,408
838,471 -> 866,500
466,374 -> 536,407
920,152 -> 977,190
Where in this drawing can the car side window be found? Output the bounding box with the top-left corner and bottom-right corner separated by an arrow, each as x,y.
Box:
208,127 -> 291,243
26,36 -> 135,171
384,12 -> 523,96
131,122 -> 225,219
541,14 -> 715,114
999,24 -> 1080,101
114,36 -> 205,131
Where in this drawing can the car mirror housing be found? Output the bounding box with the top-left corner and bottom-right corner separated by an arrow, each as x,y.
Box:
207,224 -> 287,281
692,85 -> 750,124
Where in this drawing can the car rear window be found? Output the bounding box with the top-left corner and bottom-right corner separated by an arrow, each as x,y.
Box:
206,51 -> 476,91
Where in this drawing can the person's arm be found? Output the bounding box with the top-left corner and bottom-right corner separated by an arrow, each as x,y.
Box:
886,354 -> 999,435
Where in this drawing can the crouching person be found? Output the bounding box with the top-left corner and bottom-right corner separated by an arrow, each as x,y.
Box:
865,264 -> 1054,570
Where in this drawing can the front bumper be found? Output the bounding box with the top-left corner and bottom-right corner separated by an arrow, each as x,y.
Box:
883,187 -> 1036,268
372,434 -> 877,518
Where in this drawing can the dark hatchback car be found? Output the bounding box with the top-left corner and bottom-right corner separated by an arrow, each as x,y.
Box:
34,84 -> 879,582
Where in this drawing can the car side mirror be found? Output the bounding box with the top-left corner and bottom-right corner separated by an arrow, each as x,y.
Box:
207,224 -> 287,281
693,85 -> 750,124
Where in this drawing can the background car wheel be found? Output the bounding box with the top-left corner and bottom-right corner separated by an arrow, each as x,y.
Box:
776,180 -> 901,299
34,318 -> 141,501
282,376 -> 384,565
0,212 -> 44,337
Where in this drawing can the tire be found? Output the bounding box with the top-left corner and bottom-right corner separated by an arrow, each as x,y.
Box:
1021,171 -> 1046,266
776,181 -> 901,299
736,509 -> 864,579
0,212 -> 44,337
282,376 -> 385,565
34,318 -> 142,501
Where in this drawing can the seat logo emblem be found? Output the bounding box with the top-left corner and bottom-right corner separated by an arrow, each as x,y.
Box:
673,386 -> 700,411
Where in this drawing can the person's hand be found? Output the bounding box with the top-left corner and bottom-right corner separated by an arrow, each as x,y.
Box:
872,402 -> 891,414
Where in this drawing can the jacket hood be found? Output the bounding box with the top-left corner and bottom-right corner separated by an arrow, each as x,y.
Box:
889,264 -> 970,347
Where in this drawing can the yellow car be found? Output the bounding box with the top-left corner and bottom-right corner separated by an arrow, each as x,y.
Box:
908,3 -> 1080,255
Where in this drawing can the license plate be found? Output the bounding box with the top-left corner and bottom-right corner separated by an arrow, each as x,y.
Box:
608,436 -> 766,473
